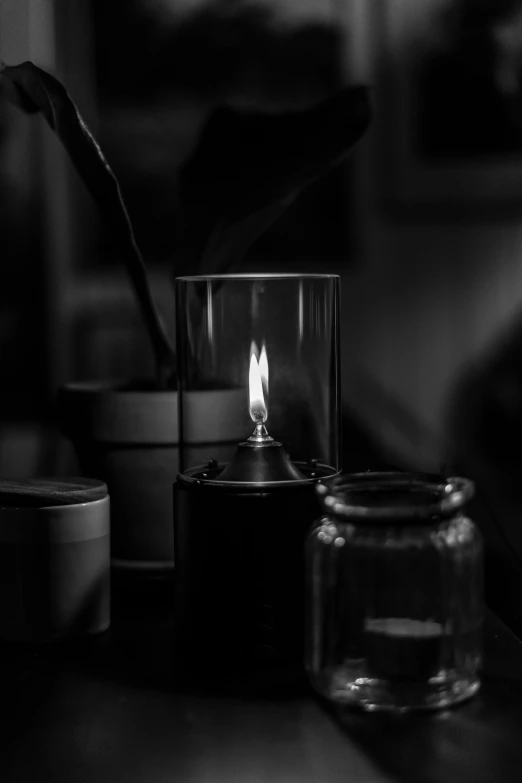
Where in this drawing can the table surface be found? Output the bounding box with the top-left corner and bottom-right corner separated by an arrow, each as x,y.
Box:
2,582 -> 522,783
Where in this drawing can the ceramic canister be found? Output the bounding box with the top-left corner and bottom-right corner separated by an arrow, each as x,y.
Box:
0,478 -> 110,642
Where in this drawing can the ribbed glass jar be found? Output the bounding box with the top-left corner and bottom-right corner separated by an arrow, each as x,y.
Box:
305,472 -> 483,712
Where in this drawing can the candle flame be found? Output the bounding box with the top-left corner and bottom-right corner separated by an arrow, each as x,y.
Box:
249,341 -> 268,423
259,342 -> 268,399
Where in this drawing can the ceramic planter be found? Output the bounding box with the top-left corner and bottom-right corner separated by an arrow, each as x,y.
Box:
59,381 -> 178,577
59,380 -> 247,579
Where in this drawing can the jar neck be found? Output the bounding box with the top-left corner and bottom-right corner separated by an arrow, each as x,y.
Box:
316,473 -> 474,526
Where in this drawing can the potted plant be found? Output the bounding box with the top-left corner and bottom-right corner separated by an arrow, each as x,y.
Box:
0,58 -> 370,579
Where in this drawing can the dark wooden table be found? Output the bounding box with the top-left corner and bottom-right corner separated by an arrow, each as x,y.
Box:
2,580 -> 522,783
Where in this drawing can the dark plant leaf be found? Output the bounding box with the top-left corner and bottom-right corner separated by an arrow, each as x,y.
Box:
174,85 -> 371,276
0,60 -> 176,386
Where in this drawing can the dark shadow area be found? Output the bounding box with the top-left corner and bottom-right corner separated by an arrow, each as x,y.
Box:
416,0 -> 522,160
342,403 -> 403,472
92,0 -> 342,108
0,575 -> 312,702
0,97 -> 47,419
87,0 -> 353,271
447,311 -> 522,640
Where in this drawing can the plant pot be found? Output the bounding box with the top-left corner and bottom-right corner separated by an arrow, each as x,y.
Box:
59,380 -> 248,580
59,381 -> 179,578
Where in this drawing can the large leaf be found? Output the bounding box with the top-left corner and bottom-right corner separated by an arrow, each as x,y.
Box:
0,60 -> 176,386
0,59 -> 371,385
174,85 -> 371,276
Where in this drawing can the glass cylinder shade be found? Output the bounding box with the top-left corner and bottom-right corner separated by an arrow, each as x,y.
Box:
175,274 -> 340,477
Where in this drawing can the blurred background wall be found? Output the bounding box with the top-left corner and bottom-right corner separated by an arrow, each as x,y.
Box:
342,0 -> 522,475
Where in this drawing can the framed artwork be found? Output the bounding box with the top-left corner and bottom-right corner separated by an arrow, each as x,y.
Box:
377,0 -> 522,213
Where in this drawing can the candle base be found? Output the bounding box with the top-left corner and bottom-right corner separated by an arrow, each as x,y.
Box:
173,461 -> 337,669
217,439 -> 305,483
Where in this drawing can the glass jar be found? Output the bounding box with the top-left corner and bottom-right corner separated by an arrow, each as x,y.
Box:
305,472 -> 483,712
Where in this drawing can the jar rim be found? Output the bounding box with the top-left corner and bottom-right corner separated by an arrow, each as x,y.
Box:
316,472 -> 475,523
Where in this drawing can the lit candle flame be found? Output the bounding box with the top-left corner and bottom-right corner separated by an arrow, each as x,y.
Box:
249,341 -> 268,423
259,342 -> 268,399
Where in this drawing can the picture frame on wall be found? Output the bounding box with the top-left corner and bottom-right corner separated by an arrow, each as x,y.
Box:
377,0 -> 522,214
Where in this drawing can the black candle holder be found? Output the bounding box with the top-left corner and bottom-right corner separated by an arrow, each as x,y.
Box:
173,274 -> 341,670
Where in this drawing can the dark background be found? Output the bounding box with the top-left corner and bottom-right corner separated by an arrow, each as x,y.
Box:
3,0 -> 522,635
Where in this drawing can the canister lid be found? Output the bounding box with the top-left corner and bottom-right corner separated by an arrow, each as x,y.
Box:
0,478 -> 108,509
